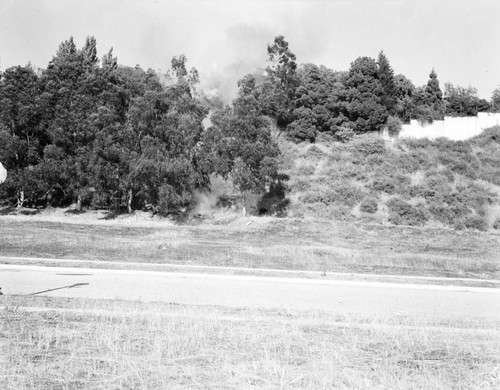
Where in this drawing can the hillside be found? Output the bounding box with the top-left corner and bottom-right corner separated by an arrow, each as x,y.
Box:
278,126 -> 500,231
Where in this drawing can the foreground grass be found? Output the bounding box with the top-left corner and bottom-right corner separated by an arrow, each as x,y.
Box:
1,296 -> 499,390
1,215 -> 499,279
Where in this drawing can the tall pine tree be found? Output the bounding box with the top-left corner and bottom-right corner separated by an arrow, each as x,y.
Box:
425,68 -> 444,119
377,51 -> 396,114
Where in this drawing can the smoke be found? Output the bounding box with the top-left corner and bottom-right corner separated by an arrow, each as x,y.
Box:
199,23 -> 273,104
192,175 -> 234,216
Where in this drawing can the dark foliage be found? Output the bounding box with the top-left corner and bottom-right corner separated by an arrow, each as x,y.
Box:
387,198 -> 429,226
0,37 -> 281,215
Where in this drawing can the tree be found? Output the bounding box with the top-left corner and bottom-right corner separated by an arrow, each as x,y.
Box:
202,74 -> 280,213
491,86 -> 500,112
422,68 -> 445,119
38,36 -> 114,209
426,68 -> 443,101
0,64 -> 45,206
126,57 -> 209,215
444,83 -> 490,116
377,51 -> 396,114
262,35 -> 300,129
286,64 -> 347,142
393,74 -> 416,122
343,57 -> 388,132
411,69 -> 445,122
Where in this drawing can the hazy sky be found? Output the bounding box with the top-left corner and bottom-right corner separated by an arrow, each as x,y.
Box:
1,0 -> 499,99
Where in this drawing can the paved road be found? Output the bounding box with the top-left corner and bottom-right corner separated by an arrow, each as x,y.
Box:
2,264 -> 500,320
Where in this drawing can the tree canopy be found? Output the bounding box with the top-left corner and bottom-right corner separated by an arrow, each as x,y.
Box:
0,36 -> 281,214
0,34 -> 495,214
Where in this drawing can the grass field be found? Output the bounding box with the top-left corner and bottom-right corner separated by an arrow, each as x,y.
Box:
1,211 -> 499,279
1,210 -> 500,389
1,295 -> 500,390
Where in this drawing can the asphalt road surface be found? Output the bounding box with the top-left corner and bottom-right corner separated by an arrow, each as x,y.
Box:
2,264 -> 500,320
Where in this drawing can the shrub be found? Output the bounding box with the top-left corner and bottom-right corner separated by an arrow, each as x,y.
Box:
396,150 -> 435,173
365,153 -> 385,167
300,191 -> 325,205
387,198 -> 429,226
336,127 -> 355,143
450,161 -> 477,179
463,215 -> 488,232
325,162 -> 368,182
493,218 -> 500,230
351,136 -> 386,157
427,199 -> 471,226
454,182 -> 496,211
402,137 -> 434,150
304,145 -> 326,160
258,180 -> 290,217
291,180 -> 310,192
296,163 -> 316,176
386,115 -> 403,137
434,139 -> 479,171
328,183 -> 366,207
360,197 -> 378,214
469,126 -> 500,148
422,174 -> 454,199
299,182 -> 366,208
372,177 -> 396,194
156,184 -> 191,216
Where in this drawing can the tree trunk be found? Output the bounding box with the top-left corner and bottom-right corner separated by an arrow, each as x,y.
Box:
77,194 -> 82,211
127,188 -> 133,214
242,191 -> 248,217
16,189 -> 25,208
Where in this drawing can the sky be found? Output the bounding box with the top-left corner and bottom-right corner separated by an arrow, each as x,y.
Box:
0,0 -> 499,100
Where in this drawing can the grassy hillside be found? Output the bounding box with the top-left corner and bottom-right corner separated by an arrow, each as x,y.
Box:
280,126 -> 500,231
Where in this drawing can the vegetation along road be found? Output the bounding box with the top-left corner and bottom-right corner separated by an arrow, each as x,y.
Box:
3,263 -> 500,321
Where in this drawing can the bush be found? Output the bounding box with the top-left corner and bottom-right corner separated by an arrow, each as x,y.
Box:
360,197 -> 378,214
469,126 -> 500,148
454,182 -> 496,211
402,137 -> 434,150
156,184 -> 191,216
325,162 -> 368,182
450,161 -> 477,179
299,182 -> 366,208
296,163 -> 316,176
463,215 -> 488,232
387,198 -> 429,226
332,183 -> 367,207
336,127 -> 355,143
422,174 -> 454,199
372,178 -> 396,194
427,199 -> 471,226
304,145 -> 326,160
493,218 -> 500,230
258,179 -> 290,217
386,115 -> 403,137
291,180 -> 310,192
396,150 -> 435,173
351,136 -> 386,157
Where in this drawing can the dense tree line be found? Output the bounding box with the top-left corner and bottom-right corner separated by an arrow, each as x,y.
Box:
0,35 -> 497,212
0,37 -> 279,213
257,36 -> 494,142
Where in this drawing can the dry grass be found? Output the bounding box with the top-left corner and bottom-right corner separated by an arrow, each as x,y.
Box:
1,215 -> 499,279
1,296 -> 500,390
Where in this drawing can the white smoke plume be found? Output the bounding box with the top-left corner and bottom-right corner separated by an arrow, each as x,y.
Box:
192,175 -> 234,216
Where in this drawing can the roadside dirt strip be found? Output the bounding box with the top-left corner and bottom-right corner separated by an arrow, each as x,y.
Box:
2,263 -> 500,320
1,255 -> 500,287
